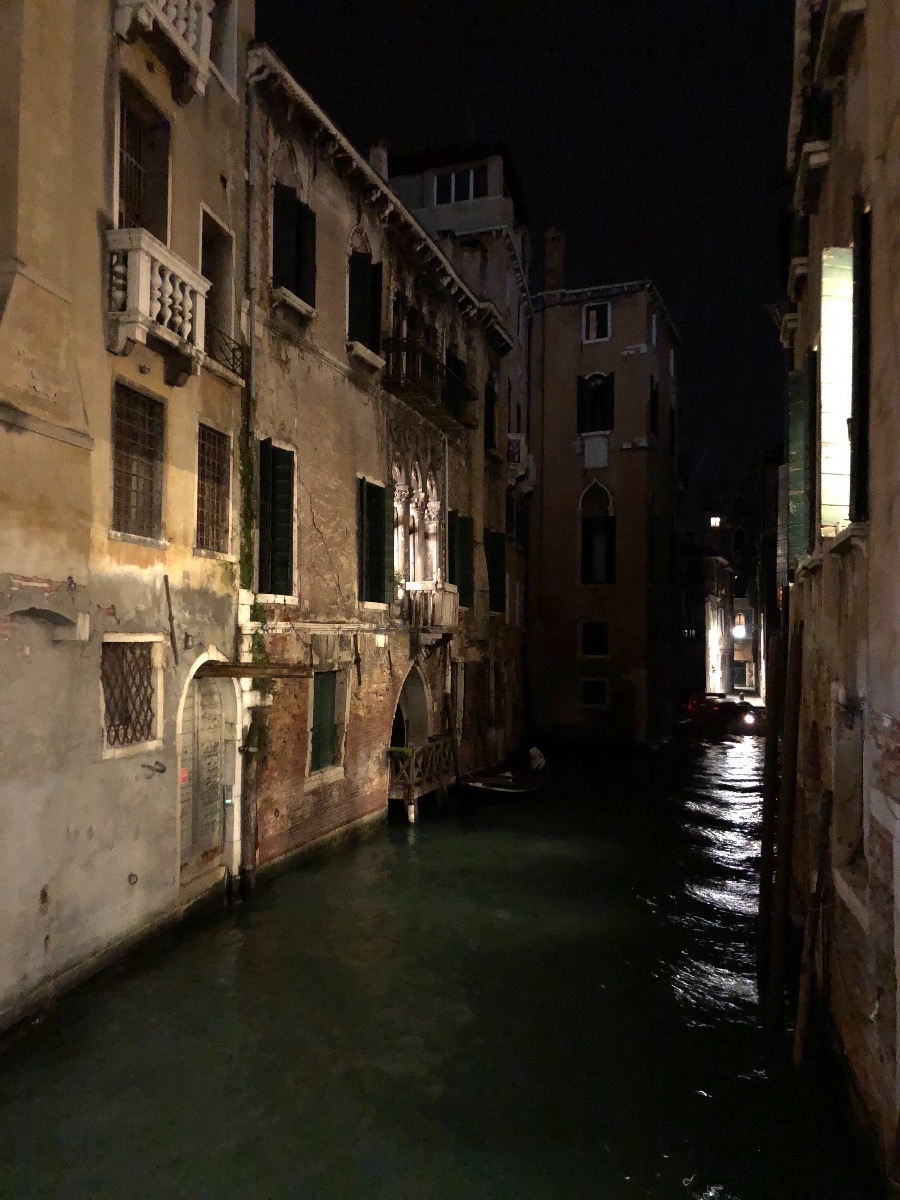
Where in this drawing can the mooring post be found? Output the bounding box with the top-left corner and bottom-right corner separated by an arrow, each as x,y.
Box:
766,618 -> 804,1032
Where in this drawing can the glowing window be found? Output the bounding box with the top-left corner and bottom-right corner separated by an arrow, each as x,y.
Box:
709,516 -> 721,528
820,247 -> 854,537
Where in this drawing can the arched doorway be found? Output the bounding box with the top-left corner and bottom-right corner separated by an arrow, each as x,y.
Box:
391,664 -> 430,748
177,656 -> 240,884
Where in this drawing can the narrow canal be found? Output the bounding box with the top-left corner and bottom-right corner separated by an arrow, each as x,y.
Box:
0,740 -> 878,1199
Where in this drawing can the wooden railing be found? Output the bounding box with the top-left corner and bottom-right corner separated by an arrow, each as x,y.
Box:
388,735 -> 456,801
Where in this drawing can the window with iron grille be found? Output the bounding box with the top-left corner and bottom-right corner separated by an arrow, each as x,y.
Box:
112,385 -> 164,539
196,424 -> 230,553
101,641 -> 156,748
118,78 -> 169,243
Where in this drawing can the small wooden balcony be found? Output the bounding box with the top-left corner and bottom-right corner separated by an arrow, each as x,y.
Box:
388,736 -> 457,803
382,338 -> 478,432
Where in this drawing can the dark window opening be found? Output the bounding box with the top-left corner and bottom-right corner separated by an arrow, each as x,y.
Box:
348,251 -> 383,354
196,424 -> 230,553
849,200 -> 871,523
583,302 -> 610,342
577,373 -> 615,433
202,211 -> 243,375
118,78 -> 169,242
582,621 -> 609,657
112,384 -> 164,539
450,514 -> 475,607
357,478 -> 393,604
484,528 -> 506,614
435,172 -> 452,204
580,486 -> 615,585
272,184 -> 316,307
258,439 -> 294,595
484,374 -> 498,452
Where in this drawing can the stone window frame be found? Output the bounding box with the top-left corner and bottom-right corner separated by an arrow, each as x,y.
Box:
100,634 -> 165,760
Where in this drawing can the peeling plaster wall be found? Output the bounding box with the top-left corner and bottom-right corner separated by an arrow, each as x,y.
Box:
0,0 -> 255,1027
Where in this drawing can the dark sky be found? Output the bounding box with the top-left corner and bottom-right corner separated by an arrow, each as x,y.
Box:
256,0 -> 795,503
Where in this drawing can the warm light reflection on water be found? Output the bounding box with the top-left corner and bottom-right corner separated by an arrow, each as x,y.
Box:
668,737 -> 764,1025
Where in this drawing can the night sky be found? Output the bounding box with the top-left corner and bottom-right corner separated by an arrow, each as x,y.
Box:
256,0 -> 796,506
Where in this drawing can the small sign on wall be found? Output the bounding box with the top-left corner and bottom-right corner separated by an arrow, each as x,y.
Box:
180,767 -> 189,785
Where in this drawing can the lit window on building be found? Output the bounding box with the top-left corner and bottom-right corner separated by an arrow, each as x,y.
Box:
582,302 -> 611,343
710,515 -> 721,528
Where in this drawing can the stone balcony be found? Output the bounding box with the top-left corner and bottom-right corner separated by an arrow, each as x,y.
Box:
115,0 -> 214,99
404,582 -> 459,630
107,227 -> 210,380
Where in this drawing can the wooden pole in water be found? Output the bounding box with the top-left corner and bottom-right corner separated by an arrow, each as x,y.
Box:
792,788 -> 833,1067
766,618 -> 804,1032
757,632 -> 783,996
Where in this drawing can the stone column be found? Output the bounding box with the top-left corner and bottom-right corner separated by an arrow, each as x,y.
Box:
425,499 -> 442,582
410,491 -> 426,582
394,486 -> 411,589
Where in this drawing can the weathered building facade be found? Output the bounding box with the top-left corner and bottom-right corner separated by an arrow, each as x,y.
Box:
528,232 -> 679,744
0,0 -> 254,1027
779,0 -> 900,1169
241,50 -> 519,864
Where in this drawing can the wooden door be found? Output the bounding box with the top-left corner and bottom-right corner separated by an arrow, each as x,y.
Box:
180,677 -> 225,874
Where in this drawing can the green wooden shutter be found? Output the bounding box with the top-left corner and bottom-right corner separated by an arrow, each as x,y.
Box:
297,202 -> 316,307
383,484 -> 394,603
600,373 -> 615,430
447,510 -> 459,585
458,516 -> 475,607
258,438 -> 273,593
348,252 -> 371,345
850,202 -> 871,522
369,262 -> 383,355
272,184 -> 297,292
270,447 -> 294,595
311,670 -> 337,771
365,481 -> 384,603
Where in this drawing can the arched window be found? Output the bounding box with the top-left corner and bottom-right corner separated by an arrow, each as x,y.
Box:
392,463 -> 408,587
576,373 -> 615,433
408,464 -> 424,582
580,483 -> 615,584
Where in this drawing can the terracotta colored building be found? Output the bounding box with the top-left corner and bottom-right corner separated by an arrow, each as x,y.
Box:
529,231 -> 679,745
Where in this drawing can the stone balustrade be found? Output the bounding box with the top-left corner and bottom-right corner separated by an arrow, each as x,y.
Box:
115,0 -> 214,97
404,582 -> 459,630
107,227 -> 209,374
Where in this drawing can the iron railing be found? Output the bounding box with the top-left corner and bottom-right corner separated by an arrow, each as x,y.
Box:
381,337 -> 478,428
205,324 -> 247,378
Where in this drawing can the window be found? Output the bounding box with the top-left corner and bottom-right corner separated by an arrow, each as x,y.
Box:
580,484 -> 615,585
272,184 -> 316,308
348,252 -> 383,354
258,439 -> 294,595
434,164 -> 488,204
651,312 -> 658,346
196,424 -> 230,553
202,211 -> 241,373
112,384 -> 164,539
101,639 -> 161,749
582,679 -> 608,707
448,512 -> 475,607
649,376 -> 660,437
358,478 -> 393,604
484,528 -> 506,613
484,374 -> 498,452
733,612 -> 747,639
310,670 -> 340,772
118,78 -> 169,242
582,302 -> 610,343
710,515 -> 721,528
210,0 -> 237,90
819,246 -> 854,537
582,621 -> 609,657
577,373 -> 615,433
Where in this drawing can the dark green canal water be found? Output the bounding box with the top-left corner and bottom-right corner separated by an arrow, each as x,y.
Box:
0,740 -> 879,1199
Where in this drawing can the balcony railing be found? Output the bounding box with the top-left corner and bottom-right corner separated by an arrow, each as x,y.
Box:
404,582 -> 459,630
115,0 -> 214,98
382,337 -> 478,432
108,227 -> 209,376
206,324 -> 247,379
388,736 -> 456,801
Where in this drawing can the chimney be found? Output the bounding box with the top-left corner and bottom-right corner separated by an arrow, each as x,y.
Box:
369,141 -> 389,181
544,227 -> 566,291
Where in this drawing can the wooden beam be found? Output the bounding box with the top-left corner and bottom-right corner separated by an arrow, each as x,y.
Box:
196,661 -> 312,680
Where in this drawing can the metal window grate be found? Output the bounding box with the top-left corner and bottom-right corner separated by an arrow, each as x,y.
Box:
119,96 -> 146,230
196,424 -> 230,552
112,385 -> 164,539
102,642 -> 155,747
